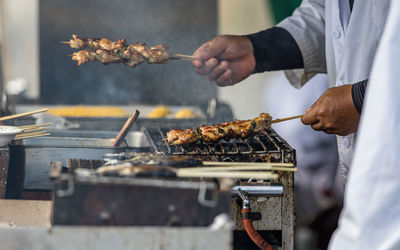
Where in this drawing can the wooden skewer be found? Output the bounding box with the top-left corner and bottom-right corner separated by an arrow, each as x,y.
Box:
19,123 -> 52,129
176,57 -> 195,61
202,161 -> 294,167
16,130 -> 49,136
21,127 -> 47,133
171,53 -> 198,60
14,133 -> 50,140
111,110 -> 140,147
176,171 -> 279,180
270,115 -> 303,124
179,166 -> 297,172
15,131 -> 49,139
60,41 -> 70,44
0,108 -> 48,121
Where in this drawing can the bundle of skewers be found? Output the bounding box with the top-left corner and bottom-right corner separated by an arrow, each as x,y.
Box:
15,123 -> 51,141
96,160 -> 297,181
62,34 -> 195,68
0,108 -> 51,141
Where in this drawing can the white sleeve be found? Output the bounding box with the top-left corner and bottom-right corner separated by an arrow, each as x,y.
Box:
277,0 -> 326,88
329,0 -> 400,249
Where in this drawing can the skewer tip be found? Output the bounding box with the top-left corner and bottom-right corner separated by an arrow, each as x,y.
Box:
60,41 -> 70,44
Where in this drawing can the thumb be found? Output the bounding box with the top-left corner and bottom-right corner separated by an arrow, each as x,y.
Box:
193,37 -> 227,61
302,105 -> 318,125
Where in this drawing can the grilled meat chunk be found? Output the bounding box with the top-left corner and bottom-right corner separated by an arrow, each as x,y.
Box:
166,113 -> 272,145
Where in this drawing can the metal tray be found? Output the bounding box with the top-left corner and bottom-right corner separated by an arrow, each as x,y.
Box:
52,175 -> 231,227
6,135 -> 151,195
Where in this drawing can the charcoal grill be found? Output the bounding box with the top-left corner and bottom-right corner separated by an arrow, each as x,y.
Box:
143,126 -> 296,250
144,127 -> 295,163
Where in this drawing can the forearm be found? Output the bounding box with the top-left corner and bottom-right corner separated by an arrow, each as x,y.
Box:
351,79 -> 368,114
247,27 -> 304,73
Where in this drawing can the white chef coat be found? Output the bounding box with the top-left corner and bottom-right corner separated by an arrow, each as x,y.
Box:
263,73 -> 339,223
329,0 -> 400,248
277,0 -> 391,184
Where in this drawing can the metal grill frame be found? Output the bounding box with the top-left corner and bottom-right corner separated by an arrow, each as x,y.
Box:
142,126 -> 295,249
142,127 -> 296,164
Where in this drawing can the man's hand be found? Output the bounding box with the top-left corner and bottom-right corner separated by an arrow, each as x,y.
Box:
192,35 -> 256,87
301,85 -> 360,136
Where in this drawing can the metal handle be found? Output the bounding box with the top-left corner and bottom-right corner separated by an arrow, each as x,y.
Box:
56,174 -> 74,197
197,181 -> 218,207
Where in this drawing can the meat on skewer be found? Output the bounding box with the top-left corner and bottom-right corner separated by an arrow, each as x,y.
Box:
166,113 -> 272,145
70,45 -> 168,67
64,34 -> 196,68
65,34 -> 171,67
66,34 -> 126,50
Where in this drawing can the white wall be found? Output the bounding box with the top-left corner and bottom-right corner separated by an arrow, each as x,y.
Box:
217,0 -> 278,120
1,0 -> 39,99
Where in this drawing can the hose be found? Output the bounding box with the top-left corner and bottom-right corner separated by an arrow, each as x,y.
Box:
242,208 -> 276,250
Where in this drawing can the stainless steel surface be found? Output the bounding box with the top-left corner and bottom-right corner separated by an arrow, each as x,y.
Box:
231,196 -> 282,231
9,135 -> 145,190
23,147 -> 132,190
17,136 -> 114,147
33,130 -> 149,148
0,227 -> 232,250
282,172 -> 295,250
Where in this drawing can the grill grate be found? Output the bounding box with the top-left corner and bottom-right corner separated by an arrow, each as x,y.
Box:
142,127 -> 295,163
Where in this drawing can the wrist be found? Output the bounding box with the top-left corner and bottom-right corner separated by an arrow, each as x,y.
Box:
247,26 -> 304,73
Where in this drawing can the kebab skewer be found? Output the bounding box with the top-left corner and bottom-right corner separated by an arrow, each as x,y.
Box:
63,34 -> 195,67
166,113 -> 272,145
62,34 -> 126,50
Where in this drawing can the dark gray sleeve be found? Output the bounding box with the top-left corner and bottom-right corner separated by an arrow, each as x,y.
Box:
351,79 -> 368,114
246,27 -> 304,73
